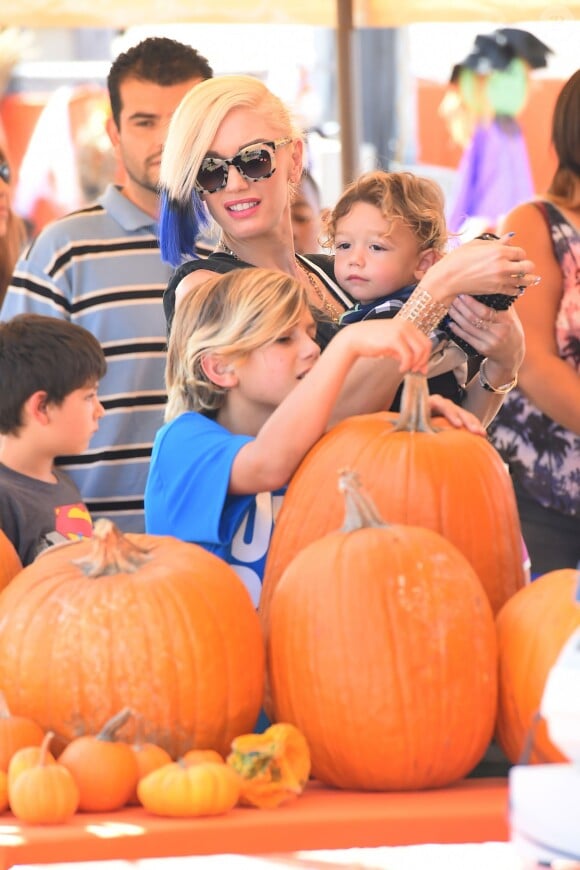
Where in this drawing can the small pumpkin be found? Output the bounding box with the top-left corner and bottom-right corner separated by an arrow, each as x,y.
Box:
58,708 -> 139,812
266,471 -> 498,791
0,520 -> 264,759
227,723 -> 311,808
182,749 -> 224,766
0,692 -> 44,773
0,530 -> 22,591
496,568 -> 580,764
8,740 -> 56,793
138,760 -> 241,817
9,731 -> 79,824
128,742 -> 173,805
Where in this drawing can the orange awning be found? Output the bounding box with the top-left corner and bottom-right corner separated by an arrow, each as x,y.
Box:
1,0 -> 579,28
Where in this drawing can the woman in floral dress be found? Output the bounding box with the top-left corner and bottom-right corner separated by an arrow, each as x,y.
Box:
489,69 -> 580,574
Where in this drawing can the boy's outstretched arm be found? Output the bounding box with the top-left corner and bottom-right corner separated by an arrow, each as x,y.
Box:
229,319 -> 429,495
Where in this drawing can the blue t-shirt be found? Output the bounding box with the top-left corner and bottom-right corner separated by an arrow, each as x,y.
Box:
144,412 -> 285,607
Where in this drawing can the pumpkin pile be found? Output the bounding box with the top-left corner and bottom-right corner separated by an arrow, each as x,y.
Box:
0,698 -> 311,823
0,520 -> 313,819
0,370 -> 562,802
266,471 -> 498,790
0,519 -> 265,760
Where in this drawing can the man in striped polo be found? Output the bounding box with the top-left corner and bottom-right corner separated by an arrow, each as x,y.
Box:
1,37 -> 213,532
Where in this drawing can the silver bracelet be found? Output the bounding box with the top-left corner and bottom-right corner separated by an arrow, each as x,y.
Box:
478,357 -> 518,394
397,287 -> 449,336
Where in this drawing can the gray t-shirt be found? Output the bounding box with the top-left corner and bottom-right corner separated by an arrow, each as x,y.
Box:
0,463 -> 93,566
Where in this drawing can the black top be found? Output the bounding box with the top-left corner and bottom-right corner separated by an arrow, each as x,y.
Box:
163,251 -> 350,350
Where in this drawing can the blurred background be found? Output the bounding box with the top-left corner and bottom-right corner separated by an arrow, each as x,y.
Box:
0,13 -> 578,240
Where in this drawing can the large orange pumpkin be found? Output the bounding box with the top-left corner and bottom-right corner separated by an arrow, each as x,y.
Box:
262,373 -> 525,626
496,568 -> 580,765
0,530 -> 22,591
267,472 -> 498,791
0,520 -> 265,759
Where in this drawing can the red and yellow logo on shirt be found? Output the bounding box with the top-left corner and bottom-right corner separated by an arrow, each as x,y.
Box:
55,503 -> 93,541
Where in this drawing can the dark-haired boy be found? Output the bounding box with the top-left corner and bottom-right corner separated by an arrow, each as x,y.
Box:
0,314 -> 107,565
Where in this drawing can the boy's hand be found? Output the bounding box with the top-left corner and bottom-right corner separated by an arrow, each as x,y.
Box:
342,319 -> 430,374
427,394 -> 487,436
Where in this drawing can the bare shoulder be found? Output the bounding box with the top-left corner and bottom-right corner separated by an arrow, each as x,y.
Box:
499,201 -> 548,240
175,268 -> 218,308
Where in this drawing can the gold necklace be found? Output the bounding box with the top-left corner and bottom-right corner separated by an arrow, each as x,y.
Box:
295,259 -> 341,323
217,241 -> 341,323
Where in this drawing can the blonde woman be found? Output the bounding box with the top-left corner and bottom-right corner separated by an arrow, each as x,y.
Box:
160,75 -> 536,427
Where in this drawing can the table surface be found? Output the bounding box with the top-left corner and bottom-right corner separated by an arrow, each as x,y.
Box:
0,777 -> 509,870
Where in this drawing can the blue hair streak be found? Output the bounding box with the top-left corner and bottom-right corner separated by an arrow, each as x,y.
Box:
159,188 -> 210,266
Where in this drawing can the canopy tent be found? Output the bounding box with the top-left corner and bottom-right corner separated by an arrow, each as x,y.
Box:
2,0 -> 579,28
2,0 -> 579,184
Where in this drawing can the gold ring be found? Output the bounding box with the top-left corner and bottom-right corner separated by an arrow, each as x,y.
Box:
510,271 -> 526,280
474,318 -> 485,330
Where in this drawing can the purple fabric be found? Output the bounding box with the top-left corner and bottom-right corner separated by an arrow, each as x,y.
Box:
447,118 -> 534,233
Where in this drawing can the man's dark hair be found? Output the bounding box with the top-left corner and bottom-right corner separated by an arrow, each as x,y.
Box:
107,37 -> 214,127
0,314 -> 107,434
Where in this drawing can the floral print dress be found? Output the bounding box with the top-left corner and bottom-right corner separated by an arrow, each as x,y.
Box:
489,200 -> 579,519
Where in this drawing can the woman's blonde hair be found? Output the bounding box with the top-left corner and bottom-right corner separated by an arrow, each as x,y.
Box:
159,76 -> 303,266
165,267 -> 309,421
322,170 -> 449,254
0,149 -> 27,308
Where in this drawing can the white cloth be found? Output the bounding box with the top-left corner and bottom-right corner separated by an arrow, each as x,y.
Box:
13,841 -> 528,870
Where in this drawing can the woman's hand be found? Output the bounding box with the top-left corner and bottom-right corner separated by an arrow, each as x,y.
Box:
447,296 -> 525,381
427,394 -> 486,436
420,235 -> 538,304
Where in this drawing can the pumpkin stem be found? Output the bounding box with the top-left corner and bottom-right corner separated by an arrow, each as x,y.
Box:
73,519 -> 152,577
38,731 -> 55,767
97,707 -> 133,742
393,372 -> 439,434
338,470 -> 387,533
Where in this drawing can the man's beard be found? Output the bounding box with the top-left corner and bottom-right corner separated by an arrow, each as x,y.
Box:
125,164 -> 159,195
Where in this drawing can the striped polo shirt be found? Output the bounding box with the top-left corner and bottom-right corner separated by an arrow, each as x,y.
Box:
1,184 -> 186,533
